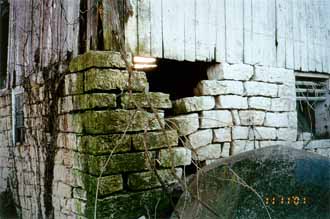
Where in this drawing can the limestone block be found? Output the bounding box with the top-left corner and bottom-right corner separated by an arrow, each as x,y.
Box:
221,143 -> 231,157
215,95 -> 248,109
173,96 -> 215,114
58,114 -> 83,133
64,73 -> 84,95
207,63 -> 254,81
248,97 -> 271,110
200,110 -> 233,128
74,152 -> 155,175
81,110 -> 164,134
85,69 -> 148,92
231,140 -> 257,154
132,130 -> 178,151
271,97 -> 296,112
186,129 -> 213,149
69,51 -> 128,72
56,182 -> 72,198
239,110 -> 265,126
287,111 -> 298,129
298,132 -> 312,141
264,112 -> 289,127
167,113 -> 199,136
57,133 -> 77,150
71,199 -> 87,215
259,141 -> 284,148
73,188 -> 87,201
254,66 -> 294,84
213,128 -> 231,142
289,141 -> 304,150
195,80 -> 244,96
232,110 -> 241,125
88,174 -> 123,196
121,92 -> 172,109
250,127 -> 277,140
277,128 -> 298,141
192,144 -> 221,161
59,94 -> 117,114
244,81 -> 278,97
78,134 -> 131,155
159,147 -> 191,167
278,84 -> 296,98
315,148 -> 330,157
127,168 -> 182,190
95,188 -> 170,219
232,126 -> 250,140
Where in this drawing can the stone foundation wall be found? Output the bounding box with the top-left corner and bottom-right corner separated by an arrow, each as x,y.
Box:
54,51 -> 189,219
0,52 -> 329,219
169,63 -> 302,164
0,92 -> 12,193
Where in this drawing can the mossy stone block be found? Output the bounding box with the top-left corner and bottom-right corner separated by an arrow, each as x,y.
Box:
84,68 -> 148,92
90,189 -> 171,219
78,134 -> 131,155
74,152 -> 155,175
127,168 -> 182,190
74,93 -> 117,110
120,92 -> 172,109
69,51 -> 129,72
81,110 -> 164,134
78,172 -> 123,197
132,130 -> 178,151
159,147 -> 192,167
64,73 -> 84,95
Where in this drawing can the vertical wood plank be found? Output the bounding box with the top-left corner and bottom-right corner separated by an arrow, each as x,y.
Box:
150,0 -> 162,58
243,0 -> 253,65
196,0 -> 210,61
285,0 -> 294,69
208,0 -> 217,61
315,0 -> 322,72
137,0 -> 151,56
300,0 -> 308,71
162,0 -> 184,60
293,0 -> 301,70
216,0 -> 226,63
125,0 -> 138,54
275,0 -> 286,68
183,0 -> 196,61
225,0 -> 244,64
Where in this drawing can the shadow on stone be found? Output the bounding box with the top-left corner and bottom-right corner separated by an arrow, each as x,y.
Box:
172,145 -> 330,219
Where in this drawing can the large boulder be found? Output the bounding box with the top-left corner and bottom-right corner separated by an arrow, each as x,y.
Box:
172,145 -> 330,219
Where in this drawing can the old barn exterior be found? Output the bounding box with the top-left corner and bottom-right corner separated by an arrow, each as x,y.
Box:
0,0 -> 329,218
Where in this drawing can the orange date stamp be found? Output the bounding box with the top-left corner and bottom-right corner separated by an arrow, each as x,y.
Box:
264,196 -> 309,206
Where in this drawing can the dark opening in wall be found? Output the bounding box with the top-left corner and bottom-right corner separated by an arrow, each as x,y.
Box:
145,59 -> 212,100
0,0 -> 9,89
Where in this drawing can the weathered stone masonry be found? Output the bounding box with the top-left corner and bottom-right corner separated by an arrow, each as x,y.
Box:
0,51 -> 329,219
54,51 -> 189,219
169,63 -> 301,164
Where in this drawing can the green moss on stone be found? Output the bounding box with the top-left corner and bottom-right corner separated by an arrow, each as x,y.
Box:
81,110 -> 164,134
127,168 -> 182,190
78,134 -> 131,155
74,93 -> 117,110
120,92 -> 172,109
75,152 -> 155,175
89,189 -> 171,219
84,68 -> 148,92
69,51 -> 129,72
132,130 -> 178,151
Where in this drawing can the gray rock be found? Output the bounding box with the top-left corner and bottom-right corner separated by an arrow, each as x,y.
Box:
172,145 -> 330,219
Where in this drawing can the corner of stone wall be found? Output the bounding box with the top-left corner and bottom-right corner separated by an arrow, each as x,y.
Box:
54,51 -> 189,218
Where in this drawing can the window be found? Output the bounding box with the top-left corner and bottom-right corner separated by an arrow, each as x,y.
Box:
14,93 -> 24,144
296,72 -> 330,139
0,0 -> 9,89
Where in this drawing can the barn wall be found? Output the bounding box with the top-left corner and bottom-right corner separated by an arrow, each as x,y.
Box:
127,0 -> 330,74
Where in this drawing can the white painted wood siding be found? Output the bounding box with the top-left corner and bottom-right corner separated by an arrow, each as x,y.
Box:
127,0 -> 330,73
